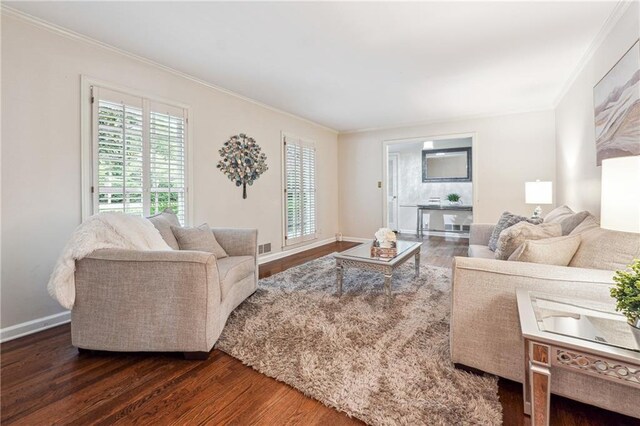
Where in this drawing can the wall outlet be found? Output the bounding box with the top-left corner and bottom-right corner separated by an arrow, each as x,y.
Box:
377,181 -> 382,188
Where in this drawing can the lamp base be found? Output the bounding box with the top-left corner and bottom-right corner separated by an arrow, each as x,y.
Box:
531,206 -> 542,219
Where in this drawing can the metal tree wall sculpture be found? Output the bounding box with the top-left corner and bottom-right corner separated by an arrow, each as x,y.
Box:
217,133 -> 268,199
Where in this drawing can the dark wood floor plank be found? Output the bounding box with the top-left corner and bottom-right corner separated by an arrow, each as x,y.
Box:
97,352 -> 244,425
7,356 -> 187,425
172,368 -> 286,424
1,237 -> 635,425
1,324 -> 70,354
1,329 -> 75,382
2,354 -> 137,422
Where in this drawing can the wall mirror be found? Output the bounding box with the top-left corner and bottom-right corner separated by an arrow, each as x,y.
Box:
422,147 -> 472,182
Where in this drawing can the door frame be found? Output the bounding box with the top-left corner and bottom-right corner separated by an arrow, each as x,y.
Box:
387,153 -> 400,230
381,132 -> 477,233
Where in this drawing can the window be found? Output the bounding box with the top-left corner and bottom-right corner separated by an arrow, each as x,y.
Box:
283,134 -> 316,245
91,86 -> 188,223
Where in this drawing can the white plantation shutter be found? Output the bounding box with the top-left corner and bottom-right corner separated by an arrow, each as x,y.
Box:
149,102 -> 187,224
95,88 -> 144,216
285,142 -> 302,240
301,146 -> 316,236
91,86 -> 188,222
284,135 -> 316,245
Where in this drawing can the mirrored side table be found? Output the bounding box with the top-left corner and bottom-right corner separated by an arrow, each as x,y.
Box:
516,290 -> 640,426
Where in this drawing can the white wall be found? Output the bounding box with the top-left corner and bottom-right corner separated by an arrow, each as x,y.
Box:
555,2 -> 639,216
338,110 -> 556,238
1,14 -> 339,330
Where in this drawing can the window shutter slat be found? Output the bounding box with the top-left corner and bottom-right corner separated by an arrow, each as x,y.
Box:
284,136 -> 316,245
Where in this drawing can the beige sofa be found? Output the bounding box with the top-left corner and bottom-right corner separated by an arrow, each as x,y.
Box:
72,227 -> 258,359
451,212 -> 640,418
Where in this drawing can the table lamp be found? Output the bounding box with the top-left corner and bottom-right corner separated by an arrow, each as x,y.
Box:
601,156 -> 640,233
525,180 -> 552,218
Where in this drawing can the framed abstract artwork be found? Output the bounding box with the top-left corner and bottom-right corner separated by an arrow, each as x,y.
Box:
593,39 -> 640,166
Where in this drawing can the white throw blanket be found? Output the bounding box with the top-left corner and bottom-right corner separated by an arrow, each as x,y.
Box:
48,212 -> 171,309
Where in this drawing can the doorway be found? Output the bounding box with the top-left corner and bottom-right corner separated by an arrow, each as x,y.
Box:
382,134 -> 476,237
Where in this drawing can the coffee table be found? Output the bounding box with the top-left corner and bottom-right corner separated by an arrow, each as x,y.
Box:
516,289 -> 640,426
334,240 -> 421,302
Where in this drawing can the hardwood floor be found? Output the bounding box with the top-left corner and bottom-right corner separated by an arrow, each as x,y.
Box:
1,237 -> 637,425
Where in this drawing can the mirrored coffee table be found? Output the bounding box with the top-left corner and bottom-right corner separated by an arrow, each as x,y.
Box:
516,289 -> 640,426
334,240 -> 421,302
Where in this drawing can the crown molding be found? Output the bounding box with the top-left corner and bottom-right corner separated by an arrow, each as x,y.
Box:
338,106 -> 554,136
0,5 -> 339,135
552,0 -> 633,107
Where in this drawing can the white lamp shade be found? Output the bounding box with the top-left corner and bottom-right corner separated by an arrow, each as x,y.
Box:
601,156 -> 640,233
525,181 -> 553,204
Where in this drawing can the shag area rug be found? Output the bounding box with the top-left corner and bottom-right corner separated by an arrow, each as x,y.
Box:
216,254 -> 502,425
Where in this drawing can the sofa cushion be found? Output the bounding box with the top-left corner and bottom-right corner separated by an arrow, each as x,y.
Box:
147,209 -> 181,250
171,223 -> 229,259
488,212 -> 542,251
569,227 -> 640,271
216,255 -> 255,299
508,234 -> 581,266
495,222 -> 562,260
468,244 -> 495,259
543,205 -> 574,223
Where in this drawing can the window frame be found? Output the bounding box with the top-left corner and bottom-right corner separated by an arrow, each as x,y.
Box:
81,76 -> 193,224
281,131 -> 317,248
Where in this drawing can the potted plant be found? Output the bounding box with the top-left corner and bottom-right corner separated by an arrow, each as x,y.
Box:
610,259 -> 640,344
447,193 -> 461,205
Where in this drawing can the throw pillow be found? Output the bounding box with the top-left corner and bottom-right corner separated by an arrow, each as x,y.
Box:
543,205 -> 574,223
147,208 -> 181,250
508,234 -> 581,266
171,223 -> 229,259
557,211 -> 590,235
569,214 -> 600,235
488,212 -> 543,251
494,222 -> 562,260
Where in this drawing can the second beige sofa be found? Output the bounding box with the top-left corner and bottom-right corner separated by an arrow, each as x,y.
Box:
451,208 -> 640,418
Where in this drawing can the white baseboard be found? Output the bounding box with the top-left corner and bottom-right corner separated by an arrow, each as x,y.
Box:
341,236 -> 370,243
1,311 -> 71,343
258,236 -> 337,264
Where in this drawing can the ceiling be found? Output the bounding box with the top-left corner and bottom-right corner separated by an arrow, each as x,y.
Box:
6,1 -> 618,132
